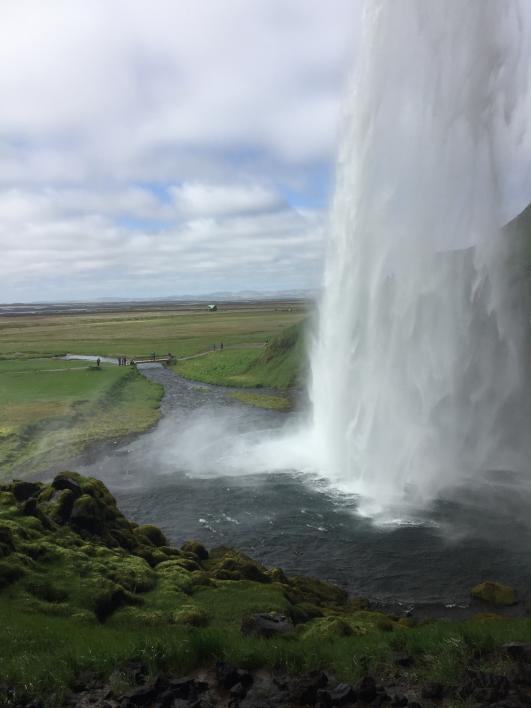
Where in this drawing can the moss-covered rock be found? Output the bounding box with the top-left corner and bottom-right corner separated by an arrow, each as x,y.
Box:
25,578 -> 69,603
207,548 -> 271,583
471,581 -> 517,607
285,575 -> 348,608
92,582 -> 142,622
0,558 -> 25,589
135,524 -> 168,548
172,605 -> 209,627
302,616 -> 353,640
181,540 -> 209,560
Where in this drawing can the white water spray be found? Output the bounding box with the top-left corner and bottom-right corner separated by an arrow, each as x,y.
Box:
311,1 -> 530,515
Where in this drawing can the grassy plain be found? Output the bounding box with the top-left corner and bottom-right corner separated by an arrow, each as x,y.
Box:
0,358 -> 162,477
0,305 -> 307,477
0,306 -> 305,359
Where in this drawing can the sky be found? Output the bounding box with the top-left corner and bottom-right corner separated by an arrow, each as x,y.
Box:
0,0 -> 362,302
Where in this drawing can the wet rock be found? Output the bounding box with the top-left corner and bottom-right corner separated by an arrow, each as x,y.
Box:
51,474 -> 82,496
288,671 -> 328,704
356,676 -> 377,703
11,481 -> 41,502
421,682 -> 444,700
241,612 -> 294,639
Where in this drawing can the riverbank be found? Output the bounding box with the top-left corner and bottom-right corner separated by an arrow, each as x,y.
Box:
1,471 -> 530,708
0,358 -> 163,479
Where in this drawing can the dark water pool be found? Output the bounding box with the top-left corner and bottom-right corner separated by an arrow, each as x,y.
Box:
79,366 -> 531,609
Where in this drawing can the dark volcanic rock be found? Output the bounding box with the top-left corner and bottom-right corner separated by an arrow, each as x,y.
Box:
216,663 -> 253,691
421,682 -> 444,700
317,682 -> 356,706
504,643 -> 531,663
11,480 -> 42,502
241,612 -> 294,639
356,676 -> 377,703
288,671 -> 328,704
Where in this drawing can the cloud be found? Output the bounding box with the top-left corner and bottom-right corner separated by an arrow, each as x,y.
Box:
0,0 -> 360,185
0,0 -> 363,299
169,182 -> 285,218
0,183 -> 325,301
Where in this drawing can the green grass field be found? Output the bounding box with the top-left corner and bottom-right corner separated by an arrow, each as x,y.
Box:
0,306 -> 307,477
0,358 -> 162,478
171,321 -> 307,393
0,307 -> 305,359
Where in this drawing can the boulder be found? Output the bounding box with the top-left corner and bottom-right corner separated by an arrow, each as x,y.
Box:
503,643 -> 531,662
135,524 -> 168,548
51,473 -> 82,496
356,676 -> 377,703
288,671 -> 328,704
181,540 -> 209,560
70,494 -> 103,534
471,581 -> 517,606
10,480 -> 42,502
317,683 -> 356,706
241,612 -> 295,639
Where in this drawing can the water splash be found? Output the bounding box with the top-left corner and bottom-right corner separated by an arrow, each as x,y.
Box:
311,0 -> 530,515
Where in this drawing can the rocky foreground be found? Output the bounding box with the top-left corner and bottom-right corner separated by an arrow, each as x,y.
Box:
0,473 -> 530,707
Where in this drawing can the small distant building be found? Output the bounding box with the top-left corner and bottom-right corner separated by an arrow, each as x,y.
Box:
208,304 -> 218,311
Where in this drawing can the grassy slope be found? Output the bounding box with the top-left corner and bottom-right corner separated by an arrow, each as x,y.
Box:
171,321 -> 308,411
0,359 -> 162,477
0,472 -> 529,706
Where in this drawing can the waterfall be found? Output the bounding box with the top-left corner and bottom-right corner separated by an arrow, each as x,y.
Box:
311,0 -> 530,515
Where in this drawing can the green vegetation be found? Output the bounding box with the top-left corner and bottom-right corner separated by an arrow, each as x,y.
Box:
0,305 -> 307,474
0,307 -> 305,360
471,581 -> 518,606
0,359 -> 162,478
227,390 -> 292,411
0,472 -> 529,706
172,321 -> 307,393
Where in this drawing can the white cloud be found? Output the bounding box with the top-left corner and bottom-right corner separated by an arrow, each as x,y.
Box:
169,182 -> 285,218
0,0 -> 361,185
0,184 -> 325,300
0,0 -> 362,298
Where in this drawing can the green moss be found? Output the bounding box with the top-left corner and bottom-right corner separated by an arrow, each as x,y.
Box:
172,605 -> 209,627
105,555 -> 156,593
25,578 -> 69,603
302,617 -> 354,640
471,581 -> 517,606
181,540 -> 209,560
286,575 -> 348,607
0,558 -> 26,589
135,524 -> 167,547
